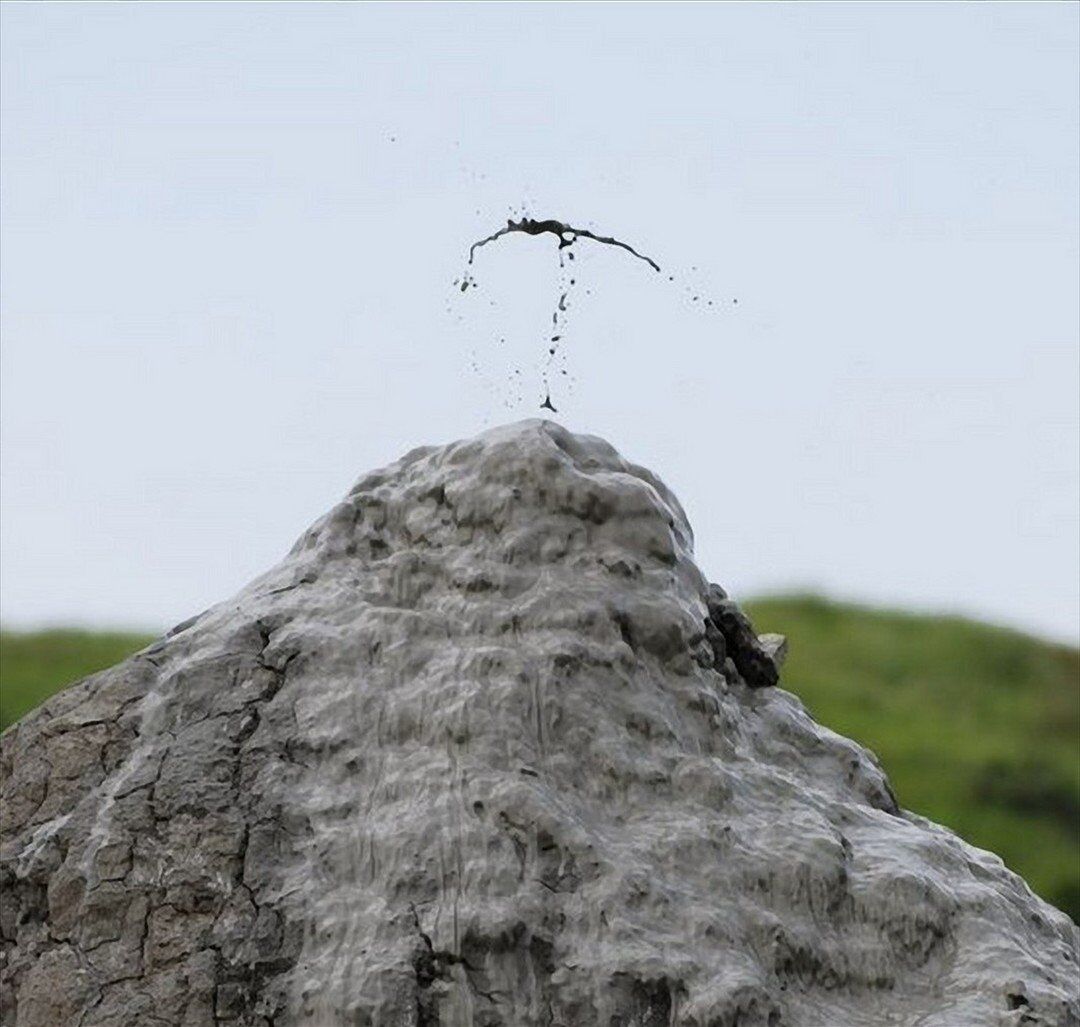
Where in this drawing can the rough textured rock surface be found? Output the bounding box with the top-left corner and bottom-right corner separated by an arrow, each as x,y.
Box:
2,419 -> 1077,1027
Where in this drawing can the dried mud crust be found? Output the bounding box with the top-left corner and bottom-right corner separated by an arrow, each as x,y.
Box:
2,420 -> 1077,1026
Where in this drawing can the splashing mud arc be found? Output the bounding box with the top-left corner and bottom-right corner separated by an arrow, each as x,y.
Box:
464,218 -> 662,413
469,218 -> 661,273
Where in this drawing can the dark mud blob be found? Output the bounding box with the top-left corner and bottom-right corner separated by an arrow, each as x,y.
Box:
540,393 -> 557,412
469,218 -> 661,273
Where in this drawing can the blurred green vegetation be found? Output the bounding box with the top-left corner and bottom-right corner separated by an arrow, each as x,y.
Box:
1,597 -> 1078,921
1,629 -> 154,730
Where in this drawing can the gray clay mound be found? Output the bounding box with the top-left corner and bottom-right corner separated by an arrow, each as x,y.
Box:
2,420 -> 1077,1026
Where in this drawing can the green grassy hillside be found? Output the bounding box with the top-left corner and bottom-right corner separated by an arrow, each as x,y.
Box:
2,598 -> 1077,920
0,629 -> 155,731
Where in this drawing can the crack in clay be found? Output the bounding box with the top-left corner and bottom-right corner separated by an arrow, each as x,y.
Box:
469,218 -> 661,273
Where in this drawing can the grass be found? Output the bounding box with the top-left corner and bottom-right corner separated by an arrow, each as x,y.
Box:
0,629 -> 155,730
1,597 -> 1077,920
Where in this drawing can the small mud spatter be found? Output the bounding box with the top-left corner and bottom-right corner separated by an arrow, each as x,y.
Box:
469,218 -> 661,273
540,393 -> 557,412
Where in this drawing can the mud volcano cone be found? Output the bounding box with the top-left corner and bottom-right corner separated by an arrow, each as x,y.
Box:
2,420 -> 1077,1026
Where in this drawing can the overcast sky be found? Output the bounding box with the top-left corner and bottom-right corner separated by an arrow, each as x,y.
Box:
2,3 -> 1078,642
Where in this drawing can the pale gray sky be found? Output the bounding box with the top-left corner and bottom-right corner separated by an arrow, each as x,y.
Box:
2,3 -> 1078,641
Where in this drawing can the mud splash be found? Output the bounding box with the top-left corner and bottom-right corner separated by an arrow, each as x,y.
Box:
456,213 -> 733,416
469,217 -> 662,273
461,217 -> 664,412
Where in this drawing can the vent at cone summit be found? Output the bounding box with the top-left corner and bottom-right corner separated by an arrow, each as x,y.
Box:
2,420 -> 1077,1027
